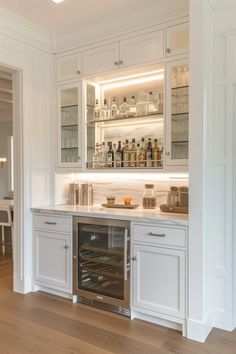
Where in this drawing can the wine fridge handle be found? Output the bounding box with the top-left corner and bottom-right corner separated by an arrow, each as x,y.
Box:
124,228 -> 129,281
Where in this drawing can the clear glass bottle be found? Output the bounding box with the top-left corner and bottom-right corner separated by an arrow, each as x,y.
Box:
147,92 -> 157,114
142,184 -> 156,209
137,92 -> 148,116
118,97 -> 129,117
94,99 -> 101,120
136,143 -> 141,167
130,138 -> 137,167
110,97 -> 117,119
129,96 -> 137,116
100,141 -> 107,168
102,99 -> 110,120
158,92 -> 164,114
122,139 -> 130,167
92,143 -> 100,168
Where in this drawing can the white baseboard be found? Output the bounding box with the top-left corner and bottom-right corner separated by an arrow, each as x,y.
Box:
35,285 -> 73,300
214,309 -> 235,332
187,310 -> 214,342
13,272 -> 33,294
132,310 -> 183,332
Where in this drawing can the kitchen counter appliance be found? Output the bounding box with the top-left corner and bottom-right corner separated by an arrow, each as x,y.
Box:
73,216 -> 130,315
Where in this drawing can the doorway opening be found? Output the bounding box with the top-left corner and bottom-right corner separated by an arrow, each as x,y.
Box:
0,65 -> 16,293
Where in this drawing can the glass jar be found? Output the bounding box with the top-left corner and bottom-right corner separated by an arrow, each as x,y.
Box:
142,184 -> 156,209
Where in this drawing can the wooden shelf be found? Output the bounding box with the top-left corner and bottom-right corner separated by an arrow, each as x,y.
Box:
80,255 -> 123,268
81,244 -> 123,256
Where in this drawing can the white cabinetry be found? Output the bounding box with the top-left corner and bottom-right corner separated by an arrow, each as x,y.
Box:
33,214 -> 72,294
83,43 -> 120,76
131,222 -> 187,329
56,53 -> 82,82
57,82 -> 83,168
119,30 -> 164,68
166,22 -> 189,57
83,30 -> 164,76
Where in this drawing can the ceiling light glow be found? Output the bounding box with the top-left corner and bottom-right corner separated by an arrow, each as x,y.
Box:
52,0 -> 64,3
103,74 -> 164,91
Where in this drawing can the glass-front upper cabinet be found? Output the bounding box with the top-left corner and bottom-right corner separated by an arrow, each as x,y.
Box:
57,83 -> 82,168
165,59 -> 189,166
85,64 -> 165,170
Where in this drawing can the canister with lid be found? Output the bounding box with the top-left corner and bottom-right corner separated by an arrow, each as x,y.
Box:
142,184 -> 156,209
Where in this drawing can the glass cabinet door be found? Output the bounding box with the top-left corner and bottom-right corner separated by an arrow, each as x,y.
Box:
165,60 -> 189,166
58,83 -> 82,168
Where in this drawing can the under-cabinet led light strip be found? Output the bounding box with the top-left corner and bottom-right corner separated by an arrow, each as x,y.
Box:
102,73 -> 164,91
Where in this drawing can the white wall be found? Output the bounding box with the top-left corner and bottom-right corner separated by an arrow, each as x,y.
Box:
0,121 -> 13,198
0,6 -> 53,293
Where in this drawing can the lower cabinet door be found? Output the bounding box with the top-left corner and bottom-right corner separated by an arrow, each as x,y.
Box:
33,231 -> 71,292
132,244 -> 185,319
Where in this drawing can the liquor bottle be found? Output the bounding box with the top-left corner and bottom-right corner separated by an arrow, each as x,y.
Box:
118,97 -> 129,117
136,143 -> 141,167
147,92 -> 156,114
146,138 -> 153,168
130,138 -> 137,168
94,99 -> 100,120
102,99 -> 110,120
129,96 -> 137,116
140,138 -> 146,167
152,138 -> 161,167
106,142 -> 114,167
122,139 -> 130,167
111,97 -> 117,119
113,143 -> 117,167
92,143 -> 100,168
100,141 -> 107,168
115,141 -> 122,168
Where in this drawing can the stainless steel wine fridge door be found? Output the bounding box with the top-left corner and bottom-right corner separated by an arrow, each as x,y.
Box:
73,217 -> 130,310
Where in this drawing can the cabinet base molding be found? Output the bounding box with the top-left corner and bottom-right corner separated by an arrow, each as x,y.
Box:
33,284 -> 73,301
186,313 -> 214,343
131,308 -> 185,334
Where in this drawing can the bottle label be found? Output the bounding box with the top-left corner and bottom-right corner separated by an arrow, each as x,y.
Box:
107,153 -> 113,167
140,152 -> 146,167
115,153 -> 122,168
130,152 -> 136,167
123,152 -> 129,167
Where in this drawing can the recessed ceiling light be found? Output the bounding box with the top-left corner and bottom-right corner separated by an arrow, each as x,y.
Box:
52,0 -> 64,3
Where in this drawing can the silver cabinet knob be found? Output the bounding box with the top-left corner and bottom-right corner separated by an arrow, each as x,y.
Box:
119,60 -> 123,65
132,256 -> 136,261
165,152 -> 170,156
114,61 -> 119,66
78,156 -> 81,160
73,255 -> 77,260
64,245 -> 69,249
76,70 -> 81,75
166,48 -> 171,54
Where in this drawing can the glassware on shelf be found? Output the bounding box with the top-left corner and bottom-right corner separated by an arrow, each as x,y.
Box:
114,141 -> 122,168
157,92 -> 164,114
101,99 -> 110,120
118,97 -> 130,117
140,138 -> 146,167
106,142 -> 114,167
110,97 -> 118,119
137,92 -> 149,116
122,139 -> 130,167
147,92 -> 157,114
146,138 -> 152,168
129,138 -> 137,167
152,138 -> 161,167
94,99 -> 101,120
128,96 -> 137,117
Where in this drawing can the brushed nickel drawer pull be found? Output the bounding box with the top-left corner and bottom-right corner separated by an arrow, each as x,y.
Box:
64,245 -> 69,249
147,232 -> 166,237
45,221 -> 57,225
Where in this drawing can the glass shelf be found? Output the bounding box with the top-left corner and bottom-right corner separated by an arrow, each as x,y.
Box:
172,141 -> 188,144
61,147 -> 78,150
88,112 -> 163,125
61,104 -> 78,109
61,124 -> 78,129
171,112 -> 188,116
172,85 -> 189,90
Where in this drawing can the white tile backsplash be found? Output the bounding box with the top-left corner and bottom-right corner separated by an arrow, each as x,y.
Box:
55,172 -> 188,206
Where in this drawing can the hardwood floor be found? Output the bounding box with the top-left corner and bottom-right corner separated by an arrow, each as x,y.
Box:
0,258 -> 236,354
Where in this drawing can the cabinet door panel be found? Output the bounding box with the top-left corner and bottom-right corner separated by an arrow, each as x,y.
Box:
120,31 -> 164,67
83,43 -> 119,76
132,244 -> 185,318
165,59 -> 189,166
34,231 -> 71,291
57,82 -> 82,168
56,53 -> 82,82
166,23 -> 189,57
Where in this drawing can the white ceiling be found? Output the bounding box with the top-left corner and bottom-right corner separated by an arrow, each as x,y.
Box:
0,0 -> 189,50
0,0 -> 148,32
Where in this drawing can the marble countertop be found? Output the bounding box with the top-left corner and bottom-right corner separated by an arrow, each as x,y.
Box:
31,204 -> 188,227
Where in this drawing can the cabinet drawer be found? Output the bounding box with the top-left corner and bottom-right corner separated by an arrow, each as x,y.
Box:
132,223 -> 186,247
33,214 -> 71,234
56,53 -> 82,82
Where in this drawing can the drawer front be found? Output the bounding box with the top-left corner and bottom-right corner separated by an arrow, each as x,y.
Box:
33,214 -> 71,234
132,223 -> 186,248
